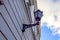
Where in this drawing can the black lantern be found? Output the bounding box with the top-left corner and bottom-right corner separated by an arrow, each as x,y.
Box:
22,10 -> 43,32
34,10 -> 43,21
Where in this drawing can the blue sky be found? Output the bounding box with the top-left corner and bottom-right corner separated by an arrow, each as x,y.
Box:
40,23 -> 60,40
37,0 -> 60,40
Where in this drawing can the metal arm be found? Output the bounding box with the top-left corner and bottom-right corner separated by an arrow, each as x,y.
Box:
22,22 -> 39,32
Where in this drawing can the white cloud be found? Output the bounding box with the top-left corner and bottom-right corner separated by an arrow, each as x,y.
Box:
37,0 -> 60,36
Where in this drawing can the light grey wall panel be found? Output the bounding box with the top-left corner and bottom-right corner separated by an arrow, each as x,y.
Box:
8,0 -> 23,29
16,0 -> 28,24
2,0 -> 22,37
2,0 -> 23,40
8,0 -> 26,40
0,0 -> 35,40
0,5 -> 21,40
0,32 -> 6,40
17,0 -> 34,40
12,0 -> 24,23
0,15 -> 15,40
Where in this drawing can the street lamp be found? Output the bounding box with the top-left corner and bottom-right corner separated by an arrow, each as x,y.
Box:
34,10 -> 43,21
22,10 -> 43,32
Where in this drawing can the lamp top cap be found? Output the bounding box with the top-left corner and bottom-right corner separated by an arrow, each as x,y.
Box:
34,9 -> 43,14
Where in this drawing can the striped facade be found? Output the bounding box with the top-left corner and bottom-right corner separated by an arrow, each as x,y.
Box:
0,0 -> 40,40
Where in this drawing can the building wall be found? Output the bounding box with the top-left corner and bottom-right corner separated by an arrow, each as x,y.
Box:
29,0 -> 40,40
0,0 -> 40,40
